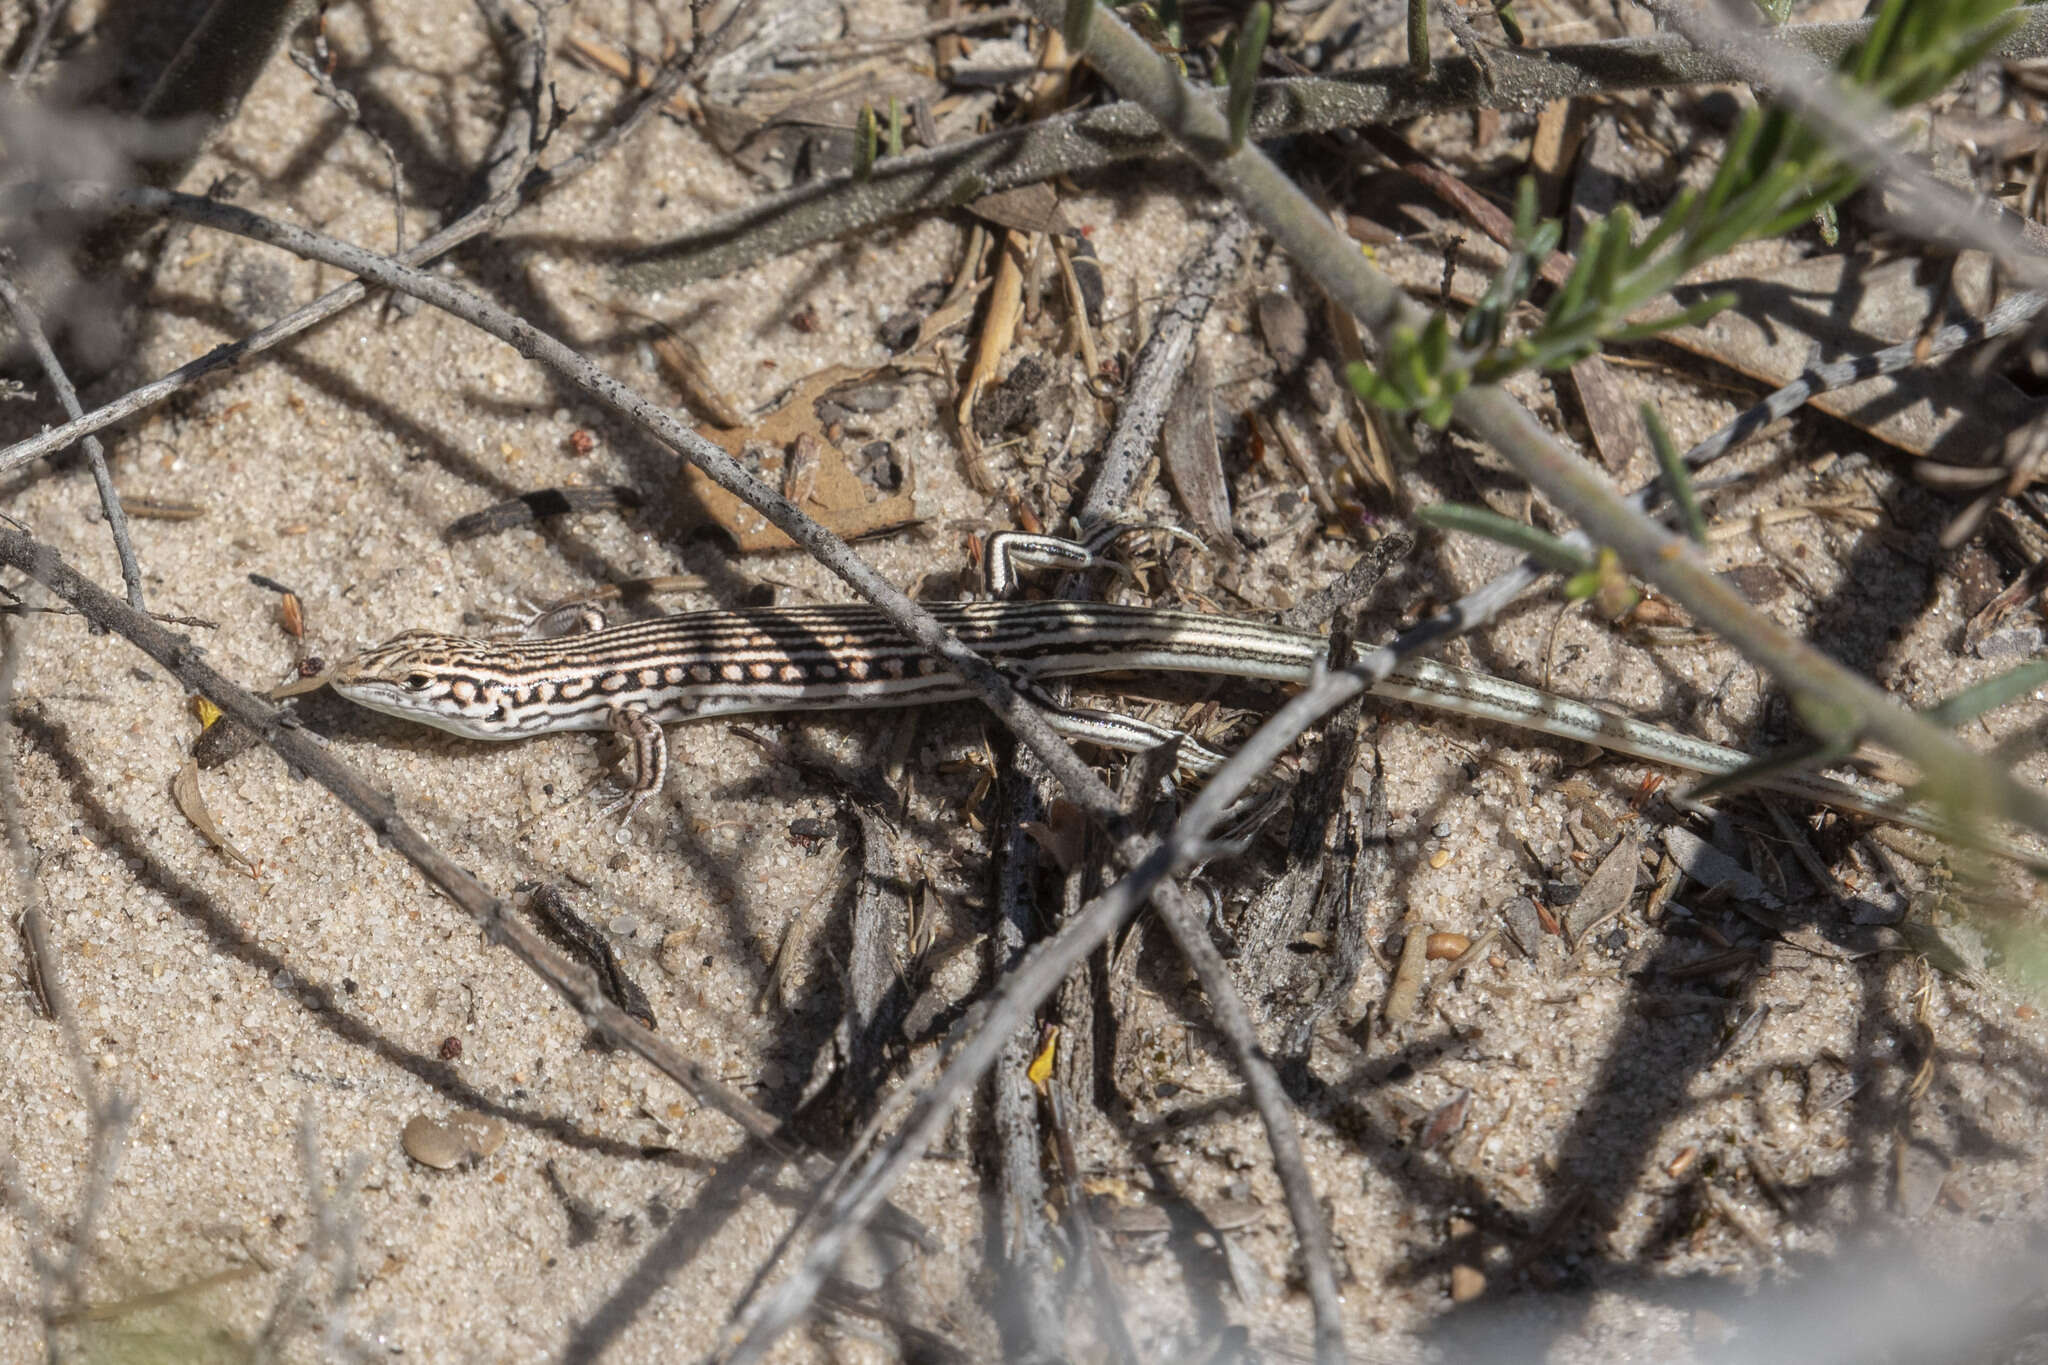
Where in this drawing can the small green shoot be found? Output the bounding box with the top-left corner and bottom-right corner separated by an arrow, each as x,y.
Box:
1063,0 -> 1096,49
853,104 -> 879,181
1563,546 -> 1640,619
1124,2 -> 1184,58
1924,657 -> 2048,729
1416,502 -> 1595,576
1226,4 -> 1273,150
1643,404 -> 1707,545
1494,1 -> 1524,46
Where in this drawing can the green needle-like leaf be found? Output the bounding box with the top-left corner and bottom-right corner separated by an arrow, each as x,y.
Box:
1344,361 -> 1407,412
1643,404 -> 1707,545
1421,312 -> 1452,373
1407,0 -> 1431,77
1418,503 -> 1596,575
1495,1 -> 1524,45
853,104 -> 878,181
1604,291 -> 1736,344
1226,3 -> 1272,150
1063,0 -> 1095,48
1584,203 -> 1633,313
1925,657 -> 2048,729
1685,737 -> 1854,807
1549,218 -> 1603,323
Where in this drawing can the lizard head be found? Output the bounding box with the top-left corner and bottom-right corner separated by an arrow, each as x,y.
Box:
324,630 -> 524,740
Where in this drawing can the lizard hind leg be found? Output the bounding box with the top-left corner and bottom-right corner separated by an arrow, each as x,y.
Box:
597,705 -> 668,820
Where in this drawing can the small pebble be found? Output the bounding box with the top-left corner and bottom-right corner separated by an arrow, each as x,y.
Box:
402,1112 -> 505,1170
878,310 -> 919,350
1450,1265 -> 1486,1302
1424,932 -> 1471,960
658,930 -> 693,977
1895,1147 -> 1948,1218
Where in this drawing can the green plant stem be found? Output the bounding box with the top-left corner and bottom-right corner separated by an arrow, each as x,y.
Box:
1407,0 -> 1431,76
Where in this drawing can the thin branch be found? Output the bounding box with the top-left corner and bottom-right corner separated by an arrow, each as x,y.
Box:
0,268 -> 145,609
7,0 -> 69,84
614,11 -> 2048,289
288,47 -> 407,256
1432,0 -> 1499,93
1077,210 -> 1254,524
789,5 -> 1031,58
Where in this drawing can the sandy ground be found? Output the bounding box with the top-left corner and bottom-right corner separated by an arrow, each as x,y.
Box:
3,2 -> 2048,1362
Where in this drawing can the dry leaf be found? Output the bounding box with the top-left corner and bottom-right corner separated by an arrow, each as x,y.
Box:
1568,354 -> 1639,472
955,229 -> 1032,491
1565,833 -> 1639,948
1026,1026 -> 1059,1090
1658,252 -> 2030,466
967,184 -> 1067,236
172,758 -> 257,873
1159,347 -> 1237,552
680,365 -> 919,551
1384,922 -> 1430,1024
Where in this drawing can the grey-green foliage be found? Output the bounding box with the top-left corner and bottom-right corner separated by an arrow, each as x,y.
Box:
1348,0 -> 2020,427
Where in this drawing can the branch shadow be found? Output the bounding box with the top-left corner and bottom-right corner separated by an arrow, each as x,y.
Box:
15,704 -> 707,1166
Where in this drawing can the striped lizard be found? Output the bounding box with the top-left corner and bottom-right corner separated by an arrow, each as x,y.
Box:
314,531 -> 2036,869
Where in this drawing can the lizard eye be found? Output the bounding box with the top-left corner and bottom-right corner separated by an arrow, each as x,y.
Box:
404,673 -> 433,691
